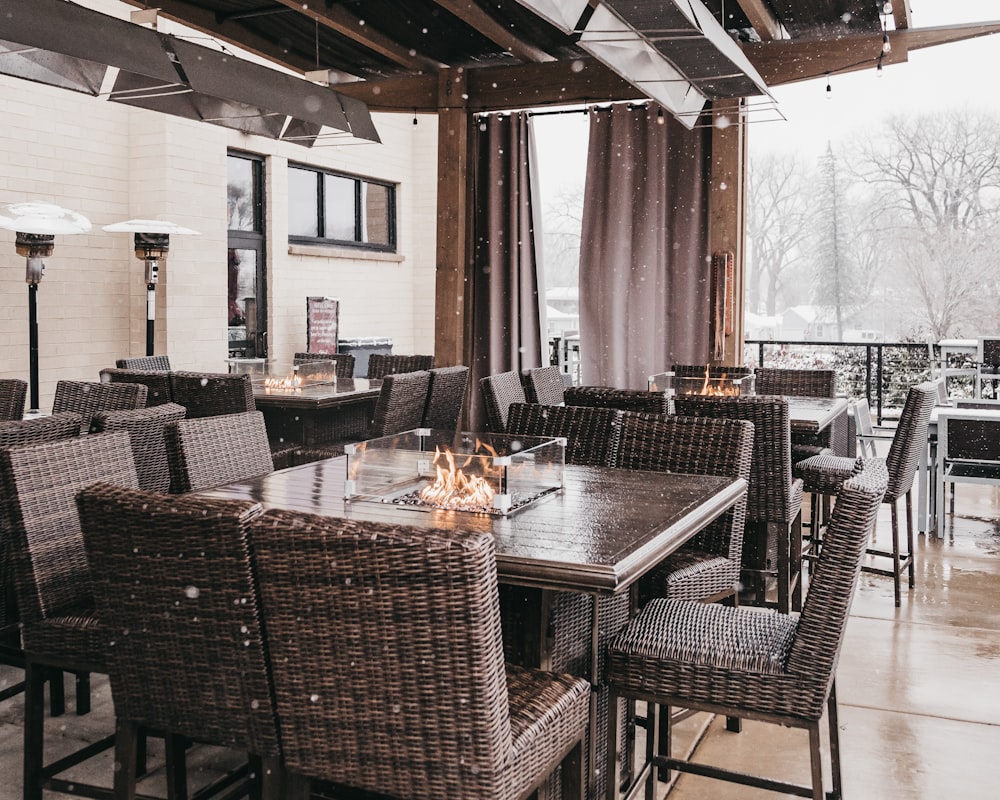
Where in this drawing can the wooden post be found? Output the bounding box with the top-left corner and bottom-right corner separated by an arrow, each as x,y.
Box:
708,100 -> 748,366
434,68 -> 474,368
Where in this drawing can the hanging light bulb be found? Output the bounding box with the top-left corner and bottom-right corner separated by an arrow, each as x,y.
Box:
478,115 -> 487,132
656,107 -> 665,125
826,74 -> 832,100
881,1 -> 893,15
882,32 -> 891,54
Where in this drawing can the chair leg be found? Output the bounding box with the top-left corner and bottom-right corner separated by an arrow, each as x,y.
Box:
905,490 -> 916,590
807,720 -> 825,800
48,668 -> 65,717
164,733 -> 188,800
776,521 -> 790,614
890,500 -> 901,608
75,671 -> 90,715
560,739 -> 585,800
828,683 -> 844,800
113,719 -> 140,800
647,702 -> 661,800
23,661 -> 46,800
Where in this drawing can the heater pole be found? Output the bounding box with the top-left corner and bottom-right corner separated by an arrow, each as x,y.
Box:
146,282 -> 156,356
28,283 -> 39,413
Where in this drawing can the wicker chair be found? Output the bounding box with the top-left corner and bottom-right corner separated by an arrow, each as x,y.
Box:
480,370 -> 527,432
52,380 -> 148,434
794,383 -> 937,607
164,411 -> 274,493
168,370 -> 255,419
0,378 -> 27,421
293,351 -> 356,379
670,364 -> 753,379
115,354 -> 171,371
77,483 -> 283,800
0,413 -> 84,708
522,365 -> 565,405
422,365 -> 470,432
755,368 -> 844,463
0,432 -> 139,800
251,508 -> 590,800
604,461 -> 888,800
564,386 -> 670,415
674,395 -> 804,613
91,403 -> 187,493
506,402 -> 620,468
615,413 -> 753,605
99,367 -> 173,406
366,353 -> 435,379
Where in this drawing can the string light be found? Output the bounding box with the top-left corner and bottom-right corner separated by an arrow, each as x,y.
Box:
826,73 -> 832,99
882,31 -> 891,54
412,108 -> 418,126
880,1 -> 893,15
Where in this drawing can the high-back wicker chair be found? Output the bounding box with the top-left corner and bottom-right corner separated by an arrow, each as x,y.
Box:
795,383 -> 937,606
0,378 -> 27,421
670,364 -> 753,379
77,484 -> 283,800
506,402 -> 620,468
754,367 -> 844,462
564,386 -> 670,415
0,432 -> 139,800
422,365 -> 470,432
674,395 -> 803,613
92,403 -> 187,493
0,413 -> 84,708
366,353 -> 435,379
615,412 -> 753,605
52,380 -> 148,433
115,354 -> 171,371
168,371 -> 255,419
293,351 -> 356,379
604,461 -> 888,800
99,367 -> 174,406
251,509 -> 590,800
164,411 -> 274,493
480,370 -> 527,432
368,370 -> 432,438
522,365 -> 565,405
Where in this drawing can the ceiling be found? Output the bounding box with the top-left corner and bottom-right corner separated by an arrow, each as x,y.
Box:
111,1 -> 1000,114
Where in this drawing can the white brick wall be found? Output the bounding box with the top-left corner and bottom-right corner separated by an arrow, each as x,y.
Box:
0,2 -> 439,407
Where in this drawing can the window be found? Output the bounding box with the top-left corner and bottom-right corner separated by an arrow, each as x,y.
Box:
288,165 -> 396,250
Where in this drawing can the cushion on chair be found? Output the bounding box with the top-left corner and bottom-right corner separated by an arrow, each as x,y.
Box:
795,454 -> 867,496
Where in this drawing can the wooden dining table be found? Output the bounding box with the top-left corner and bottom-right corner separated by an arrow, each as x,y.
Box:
197,456 -> 746,800
251,378 -> 381,445
785,395 -> 849,435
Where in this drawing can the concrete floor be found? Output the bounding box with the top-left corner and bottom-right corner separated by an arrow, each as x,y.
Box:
1,483 -> 999,800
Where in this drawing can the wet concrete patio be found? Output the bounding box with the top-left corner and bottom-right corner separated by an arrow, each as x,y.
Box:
1,482 -> 998,800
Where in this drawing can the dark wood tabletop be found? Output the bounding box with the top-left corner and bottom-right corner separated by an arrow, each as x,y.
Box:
197,458 -> 746,595
251,377 -> 381,410
787,395 -> 849,434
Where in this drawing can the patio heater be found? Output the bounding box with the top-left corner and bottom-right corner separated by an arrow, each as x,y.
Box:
0,202 -> 91,413
102,220 -> 199,357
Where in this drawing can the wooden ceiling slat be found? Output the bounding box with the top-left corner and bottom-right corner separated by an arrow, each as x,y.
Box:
735,0 -> 786,41
429,0 -> 555,63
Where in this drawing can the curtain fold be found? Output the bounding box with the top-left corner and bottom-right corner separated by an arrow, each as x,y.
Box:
579,103 -> 712,389
468,111 -> 546,431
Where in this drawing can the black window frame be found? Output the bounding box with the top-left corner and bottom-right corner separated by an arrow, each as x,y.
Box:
287,163 -> 397,252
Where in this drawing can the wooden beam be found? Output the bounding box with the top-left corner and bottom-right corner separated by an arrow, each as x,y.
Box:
735,0 -> 787,41
464,58 -> 639,110
335,75 -> 439,112
744,34 -> 907,86
434,70 -> 474,368
429,1 -> 555,63
271,0 -> 441,72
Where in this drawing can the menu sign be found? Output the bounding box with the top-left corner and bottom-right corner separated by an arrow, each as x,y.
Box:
306,296 -> 339,354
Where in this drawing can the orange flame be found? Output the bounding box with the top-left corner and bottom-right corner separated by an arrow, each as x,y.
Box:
419,444 -> 497,511
699,365 -> 737,396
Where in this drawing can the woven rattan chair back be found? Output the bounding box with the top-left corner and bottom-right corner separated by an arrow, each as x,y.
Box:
92,403 -> 187,493
77,483 -> 280,758
522,366 -> 565,405
564,386 -> 670,415
480,370 -> 527,432
52,380 -> 148,434
253,509 -> 587,800
0,379 -> 27,421
169,371 -> 255,419
99,367 -> 173,406
786,461 -> 888,711
366,353 -> 435,379
754,368 -> 837,398
164,411 -> 273,493
422,365 -> 469,432
506,402 -> 620,467
615,412 -> 752,568
0,431 -> 138,625
115,355 -> 171,371
674,395 -> 794,525
293,352 -> 355,379
368,370 -> 432,438
884,383 -> 937,501
670,364 -> 753,379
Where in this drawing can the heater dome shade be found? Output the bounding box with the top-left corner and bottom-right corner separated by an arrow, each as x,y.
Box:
103,219 -> 200,235
0,202 -> 91,235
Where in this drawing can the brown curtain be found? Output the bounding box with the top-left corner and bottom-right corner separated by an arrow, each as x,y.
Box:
579,103 -> 712,389
468,111 -> 546,430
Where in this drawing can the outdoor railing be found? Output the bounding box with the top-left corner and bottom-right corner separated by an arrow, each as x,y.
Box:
745,339 -> 976,424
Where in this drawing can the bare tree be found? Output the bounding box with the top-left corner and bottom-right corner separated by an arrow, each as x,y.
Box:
849,111 -> 1000,338
747,153 -> 818,316
542,184 -> 584,289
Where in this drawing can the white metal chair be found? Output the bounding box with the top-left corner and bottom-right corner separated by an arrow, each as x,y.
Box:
976,336 -> 1000,399
935,408 -> 1000,533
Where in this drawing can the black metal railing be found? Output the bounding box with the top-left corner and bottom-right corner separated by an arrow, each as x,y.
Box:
745,339 -> 971,424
